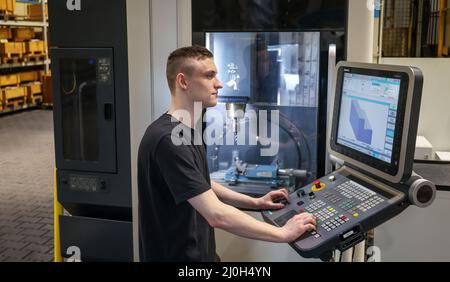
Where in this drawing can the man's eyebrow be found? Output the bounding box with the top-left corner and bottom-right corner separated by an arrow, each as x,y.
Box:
205,70 -> 218,75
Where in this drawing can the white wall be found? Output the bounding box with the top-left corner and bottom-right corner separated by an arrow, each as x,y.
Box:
151,0 -> 178,120
127,0 -> 153,262
347,0 -> 374,62
128,0 -> 183,261
381,58 -> 450,152
177,0 -> 192,47
150,0 -> 193,121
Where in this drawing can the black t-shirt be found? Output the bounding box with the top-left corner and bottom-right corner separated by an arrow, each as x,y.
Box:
138,113 -> 216,262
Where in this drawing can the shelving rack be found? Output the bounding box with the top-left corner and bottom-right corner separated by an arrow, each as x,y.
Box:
0,0 -> 50,115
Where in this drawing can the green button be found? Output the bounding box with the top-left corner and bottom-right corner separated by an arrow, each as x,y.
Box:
316,220 -> 322,225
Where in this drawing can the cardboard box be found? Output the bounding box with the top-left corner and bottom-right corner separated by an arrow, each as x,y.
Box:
25,40 -> 45,54
0,0 -> 15,14
19,71 -> 39,82
0,42 -> 25,56
24,81 -> 42,97
0,74 -> 19,87
27,3 -> 48,20
13,28 -> 36,42
2,86 -> 26,100
0,28 -> 12,40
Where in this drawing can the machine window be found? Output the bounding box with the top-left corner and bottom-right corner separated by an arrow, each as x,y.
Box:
60,58 -> 99,162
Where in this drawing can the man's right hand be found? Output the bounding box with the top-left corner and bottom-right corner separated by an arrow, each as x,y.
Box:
281,212 -> 317,242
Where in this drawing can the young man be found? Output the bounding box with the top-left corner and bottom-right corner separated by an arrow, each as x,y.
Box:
138,46 -> 316,262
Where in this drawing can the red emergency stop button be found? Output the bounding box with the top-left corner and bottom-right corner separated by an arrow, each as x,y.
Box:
311,180 -> 326,191
314,180 -> 321,188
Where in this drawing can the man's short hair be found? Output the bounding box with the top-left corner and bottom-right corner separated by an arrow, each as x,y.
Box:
166,45 -> 213,94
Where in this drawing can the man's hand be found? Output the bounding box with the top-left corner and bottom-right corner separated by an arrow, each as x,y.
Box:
281,212 -> 317,242
256,188 -> 290,210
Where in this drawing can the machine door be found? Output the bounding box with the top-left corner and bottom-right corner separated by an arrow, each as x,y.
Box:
52,48 -> 117,173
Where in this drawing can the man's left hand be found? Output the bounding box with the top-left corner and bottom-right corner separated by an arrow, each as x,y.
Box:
256,188 -> 290,210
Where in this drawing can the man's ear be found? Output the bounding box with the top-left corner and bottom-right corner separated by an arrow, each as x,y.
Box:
176,73 -> 188,90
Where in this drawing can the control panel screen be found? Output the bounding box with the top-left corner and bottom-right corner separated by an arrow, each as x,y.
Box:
337,73 -> 400,164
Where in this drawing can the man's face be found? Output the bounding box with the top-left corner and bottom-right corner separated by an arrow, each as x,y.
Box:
186,58 -> 223,108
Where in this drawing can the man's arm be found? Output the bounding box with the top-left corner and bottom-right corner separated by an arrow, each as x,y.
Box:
188,189 -> 316,243
211,180 -> 289,210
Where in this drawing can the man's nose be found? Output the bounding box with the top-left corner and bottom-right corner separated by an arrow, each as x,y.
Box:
215,79 -> 223,89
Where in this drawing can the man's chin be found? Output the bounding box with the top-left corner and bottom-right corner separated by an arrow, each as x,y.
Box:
204,98 -> 218,108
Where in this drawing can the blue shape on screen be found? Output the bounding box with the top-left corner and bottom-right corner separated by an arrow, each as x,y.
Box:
350,100 -> 373,144
386,130 -> 394,138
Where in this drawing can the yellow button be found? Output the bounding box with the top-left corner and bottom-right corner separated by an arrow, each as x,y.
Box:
311,183 -> 326,191
353,213 -> 360,217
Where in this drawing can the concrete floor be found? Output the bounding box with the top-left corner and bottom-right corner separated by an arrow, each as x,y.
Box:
0,110 -> 54,262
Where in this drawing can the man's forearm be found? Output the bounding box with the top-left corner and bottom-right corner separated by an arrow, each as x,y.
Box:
212,201 -> 286,243
211,180 -> 260,210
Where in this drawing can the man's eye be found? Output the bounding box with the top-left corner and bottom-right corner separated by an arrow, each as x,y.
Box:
206,73 -> 215,79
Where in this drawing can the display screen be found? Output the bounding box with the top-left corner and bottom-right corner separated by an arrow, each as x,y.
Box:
337,73 -> 401,164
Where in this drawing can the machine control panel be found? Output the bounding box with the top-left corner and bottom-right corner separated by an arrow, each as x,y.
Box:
262,170 -> 401,258
262,62 -> 425,258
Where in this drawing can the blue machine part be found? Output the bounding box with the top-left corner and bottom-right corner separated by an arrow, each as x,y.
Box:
224,164 -> 291,188
245,165 -> 277,178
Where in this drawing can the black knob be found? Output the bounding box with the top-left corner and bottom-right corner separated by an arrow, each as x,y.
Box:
309,192 -> 316,199
297,189 -> 306,197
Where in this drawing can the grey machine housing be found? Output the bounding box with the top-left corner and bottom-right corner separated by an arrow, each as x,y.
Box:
49,0 -> 151,261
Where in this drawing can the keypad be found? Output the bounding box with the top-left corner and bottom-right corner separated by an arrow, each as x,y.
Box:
310,230 -> 321,239
322,192 -> 342,204
320,215 -> 350,232
313,206 -> 337,222
356,196 -> 385,212
339,199 -> 355,211
304,200 -> 326,213
335,180 -> 376,201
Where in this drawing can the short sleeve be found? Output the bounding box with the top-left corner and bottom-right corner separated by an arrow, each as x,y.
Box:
154,135 -> 211,204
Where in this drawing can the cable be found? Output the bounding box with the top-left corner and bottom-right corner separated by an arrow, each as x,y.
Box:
61,62 -> 77,95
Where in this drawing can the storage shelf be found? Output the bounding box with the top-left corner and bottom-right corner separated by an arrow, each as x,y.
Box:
0,60 -> 50,69
0,20 -> 48,27
0,1 -> 51,113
